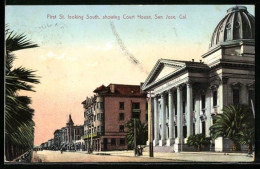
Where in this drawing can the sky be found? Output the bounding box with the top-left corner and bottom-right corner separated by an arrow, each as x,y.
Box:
5,5 -> 254,146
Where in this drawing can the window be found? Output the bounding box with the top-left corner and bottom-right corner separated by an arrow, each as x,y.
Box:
101,126 -> 104,132
97,113 -> 104,121
183,126 -> 187,138
100,102 -> 104,109
111,138 -> 116,145
201,95 -> 206,109
182,101 -> 185,114
119,113 -> 124,121
175,126 -> 177,138
132,102 -> 140,109
120,138 -> 125,145
119,102 -> 124,110
119,125 -> 124,132
226,23 -> 232,40
132,112 -> 140,119
97,126 -> 100,132
233,89 -> 240,105
213,91 -> 217,107
202,121 -> 206,135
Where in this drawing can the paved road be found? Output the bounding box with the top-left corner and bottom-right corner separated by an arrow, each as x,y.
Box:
32,150 -> 254,163
32,150 -> 178,163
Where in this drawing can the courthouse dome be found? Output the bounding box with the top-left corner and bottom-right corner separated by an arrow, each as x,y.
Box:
209,6 -> 255,49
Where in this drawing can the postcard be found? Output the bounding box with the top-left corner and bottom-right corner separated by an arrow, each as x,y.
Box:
5,4 -> 255,163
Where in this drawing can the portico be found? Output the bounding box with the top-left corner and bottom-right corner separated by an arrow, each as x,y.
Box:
142,6 -> 255,153
142,59 -> 211,152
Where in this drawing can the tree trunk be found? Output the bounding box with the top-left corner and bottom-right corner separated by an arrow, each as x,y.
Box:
232,142 -> 237,151
232,142 -> 241,151
197,145 -> 201,151
248,144 -> 252,154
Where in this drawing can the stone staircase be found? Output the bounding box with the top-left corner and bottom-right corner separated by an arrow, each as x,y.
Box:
144,146 -> 175,153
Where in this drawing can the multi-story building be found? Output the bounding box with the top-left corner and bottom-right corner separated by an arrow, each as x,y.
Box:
142,6 -> 255,152
82,84 -> 147,151
39,114 -> 84,151
60,114 -> 84,150
47,139 -> 54,150
54,129 -> 62,150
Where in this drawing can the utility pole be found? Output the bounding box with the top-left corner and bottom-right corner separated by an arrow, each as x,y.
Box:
148,92 -> 154,157
134,118 -> 136,156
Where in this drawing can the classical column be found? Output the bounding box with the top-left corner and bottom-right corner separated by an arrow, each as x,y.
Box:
195,95 -> 200,134
174,85 -> 183,152
219,77 -> 229,113
159,93 -> 166,146
153,97 -> 159,145
215,77 -> 229,152
186,82 -> 193,142
240,84 -> 248,104
167,89 -> 175,146
205,89 -> 211,137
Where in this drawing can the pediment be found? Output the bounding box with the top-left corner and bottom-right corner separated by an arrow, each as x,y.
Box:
154,65 -> 178,82
142,59 -> 186,90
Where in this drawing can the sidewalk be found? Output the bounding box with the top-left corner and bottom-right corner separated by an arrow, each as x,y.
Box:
79,150 -> 254,162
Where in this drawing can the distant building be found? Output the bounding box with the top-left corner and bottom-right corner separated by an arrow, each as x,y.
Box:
54,129 -> 62,150
47,139 -> 54,150
82,84 -> 147,151
59,114 -> 84,150
40,114 -> 84,151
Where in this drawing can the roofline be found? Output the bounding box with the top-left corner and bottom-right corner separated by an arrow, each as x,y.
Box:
142,59 -> 208,91
108,83 -> 142,87
202,39 -> 255,58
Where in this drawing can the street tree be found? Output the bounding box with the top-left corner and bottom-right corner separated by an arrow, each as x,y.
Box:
125,119 -> 148,149
187,134 -> 211,151
209,104 -> 254,151
5,27 -> 40,161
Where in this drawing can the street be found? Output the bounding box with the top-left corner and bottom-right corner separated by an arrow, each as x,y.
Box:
31,150 -> 254,163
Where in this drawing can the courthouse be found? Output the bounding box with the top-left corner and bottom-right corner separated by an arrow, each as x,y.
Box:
142,6 -> 255,152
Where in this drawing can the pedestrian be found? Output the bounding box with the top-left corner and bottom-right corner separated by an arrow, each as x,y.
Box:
60,148 -> 63,154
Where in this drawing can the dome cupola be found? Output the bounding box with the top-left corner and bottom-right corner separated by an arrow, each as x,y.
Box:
209,6 -> 255,49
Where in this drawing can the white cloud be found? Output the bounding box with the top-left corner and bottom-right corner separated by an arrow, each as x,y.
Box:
85,42 -> 114,51
103,42 -> 113,51
40,51 -> 77,61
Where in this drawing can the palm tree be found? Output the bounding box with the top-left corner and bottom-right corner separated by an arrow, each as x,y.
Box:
125,119 -> 148,150
5,27 -> 40,161
209,104 -> 254,151
238,111 -> 254,154
187,134 -> 211,151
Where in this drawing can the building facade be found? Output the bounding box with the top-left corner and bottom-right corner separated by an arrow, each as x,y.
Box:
142,6 -> 255,152
82,84 -> 147,151
39,115 -> 84,151
60,114 -> 84,150
54,129 -> 63,150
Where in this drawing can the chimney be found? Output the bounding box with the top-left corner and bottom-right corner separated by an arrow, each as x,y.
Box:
110,84 -> 115,93
140,82 -> 145,94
